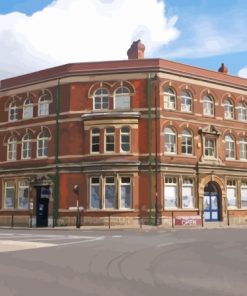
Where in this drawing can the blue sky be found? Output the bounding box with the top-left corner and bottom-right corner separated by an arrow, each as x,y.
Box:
0,0 -> 247,79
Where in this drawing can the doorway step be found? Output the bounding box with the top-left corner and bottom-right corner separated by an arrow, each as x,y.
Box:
203,221 -> 228,229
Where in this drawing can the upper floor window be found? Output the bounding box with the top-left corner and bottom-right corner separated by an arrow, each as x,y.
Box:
181,130 -> 193,155
203,95 -> 214,116
204,138 -> 216,158
94,88 -> 109,110
23,98 -> 33,119
164,87 -> 176,110
9,101 -> 18,121
224,99 -> 234,119
91,128 -> 100,153
120,127 -> 130,152
7,136 -> 17,161
105,127 -> 115,152
237,103 -> 247,121
114,87 -> 130,110
240,137 -> 247,160
225,135 -> 235,159
164,127 -> 176,154
38,95 -> 49,116
22,134 -> 32,159
181,91 -> 192,112
37,130 -> 50,158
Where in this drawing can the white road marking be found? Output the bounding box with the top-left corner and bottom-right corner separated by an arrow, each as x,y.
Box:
0,240 -> 56,253
55,236 -> 104,246
112,235 -> 122,238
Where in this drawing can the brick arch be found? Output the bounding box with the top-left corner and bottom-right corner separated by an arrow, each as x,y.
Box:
220,92 -> 236,106
111,81 -> 135,94
199,175 -> 225,197
88,82 -> 111,98
160,81 -> 178,96
178,83 -> 196,98
199,88 -> 217,101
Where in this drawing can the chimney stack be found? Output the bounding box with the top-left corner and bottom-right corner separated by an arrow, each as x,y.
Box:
127,40 -> 145,60
218,63 -> 228,74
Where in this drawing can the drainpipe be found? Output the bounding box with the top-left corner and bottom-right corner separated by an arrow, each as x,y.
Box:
154,76 -> 159,225
147,75 -> 153,225
53,79 -> 60,227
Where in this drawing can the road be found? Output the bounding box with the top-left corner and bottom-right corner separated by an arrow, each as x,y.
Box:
0,228 -> 246,296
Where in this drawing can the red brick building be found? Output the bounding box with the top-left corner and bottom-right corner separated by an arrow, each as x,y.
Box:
0,40 -> 247,227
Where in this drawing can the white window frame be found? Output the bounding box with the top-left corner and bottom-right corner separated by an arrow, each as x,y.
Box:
120,126 -> 130,152
114,87 -> 130,110
226,180 -> 237,208
181,91 -> 192,112
237,103 -> 247,121
224,99 -> 234,119
18,180 -> 29,209
104,176 -> 116,209
93,88 -> 109,110
225,135 -> 235,159
8,101 -> 18,121
90,177 -> 100,209
23,98 -> 33,119
38,95 -> 50,116
241,181 -> 247,208
240,137 -> 247,160
204,138 -> 216,158
164,177 -> 178,209
21,134 -> 32,159
120,177 -> 131,209
91,128 -> 100,154
164,87 -> 176,110
164,128 -> 176,154
203,96 -> 214,116
182,179 -> 194,208
7,136 -> 17,161
181,130 -> 193,155
37,131 -> 49,158
105,127 -> 115,152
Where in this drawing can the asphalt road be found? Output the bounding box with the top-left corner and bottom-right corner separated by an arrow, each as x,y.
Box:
0,228 -> 246,296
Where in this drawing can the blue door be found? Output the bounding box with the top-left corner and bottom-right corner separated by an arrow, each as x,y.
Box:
204,192 -> 219,221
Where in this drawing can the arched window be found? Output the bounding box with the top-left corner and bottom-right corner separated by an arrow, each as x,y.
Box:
23,98 -> 33,119
225,135 -> 235,159
105,127 -> 115,152
181,130 -> 193,155
9,101 -> 18,121
38,95 -> 50,116
120,126 -> 130,152
203,95 -> 214,116
237,103 -> 247,121
240,137 -> 247,160
94,88 -> 109,110
91,128 -> 100,153
7,136 -> 17,160
181,91 -> 192,112
164,127 -> 176,154
37,130 -> 50,158
163,87 -> 176,110
115,87 -> 130,110
224,99 -> 234,119
22,134 -> 32,159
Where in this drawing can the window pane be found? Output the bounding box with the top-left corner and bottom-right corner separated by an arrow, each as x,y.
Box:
4,182 -> 15,208
165,184 -> 177,208
18,182 -> 29,209
227,187 -> 236,207
115,96 -> 130,109
121,182 -> 131,208
105,184 -> 115,208
91,178 -> 100,209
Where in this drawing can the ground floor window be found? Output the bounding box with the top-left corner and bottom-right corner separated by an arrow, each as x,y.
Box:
89,175 -> 132,210
241,181 -> 247,208
164,176 -> 195,209
226,180 -> 237,208
3,179 -> 29,209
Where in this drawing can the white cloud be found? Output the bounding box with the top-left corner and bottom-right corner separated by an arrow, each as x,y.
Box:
163,12 -> 247,60
238,67 -> 247,78
0,0 -> 179,79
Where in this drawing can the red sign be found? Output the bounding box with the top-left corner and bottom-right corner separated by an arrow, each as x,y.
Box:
175,216 -> 202,226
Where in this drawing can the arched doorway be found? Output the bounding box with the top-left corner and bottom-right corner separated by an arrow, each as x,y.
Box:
203,182 -> 221,221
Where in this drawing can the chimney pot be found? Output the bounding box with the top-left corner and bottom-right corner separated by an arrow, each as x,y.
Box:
127,40 -> 145,60
218,63 -> 228,74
